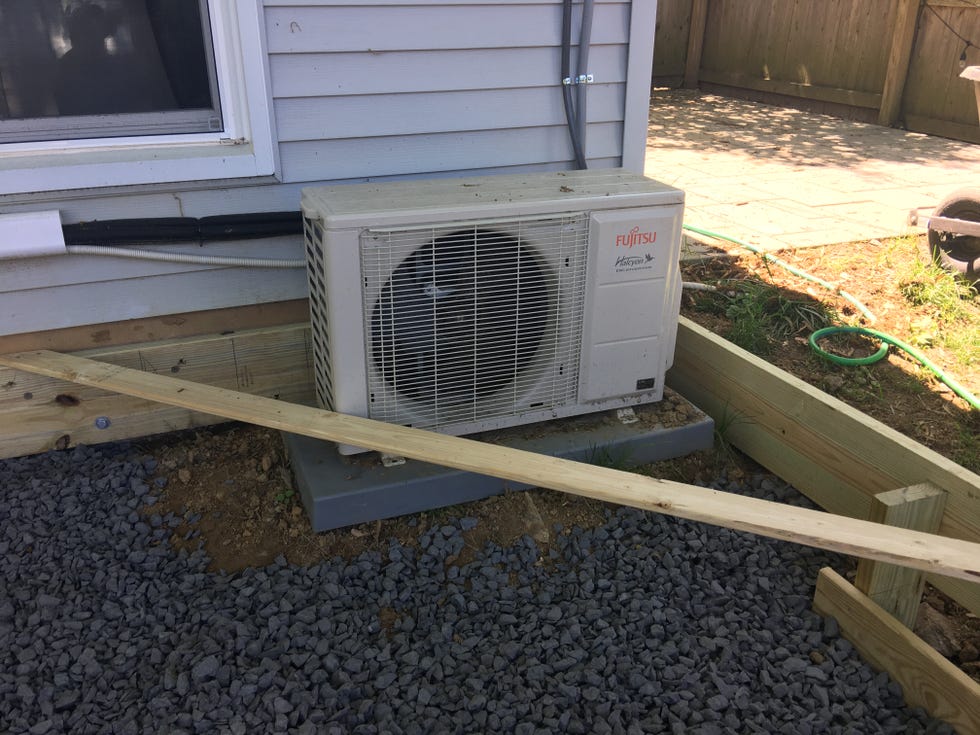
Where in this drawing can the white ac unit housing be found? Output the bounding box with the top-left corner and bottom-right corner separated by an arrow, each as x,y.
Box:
301,169 -> 684,454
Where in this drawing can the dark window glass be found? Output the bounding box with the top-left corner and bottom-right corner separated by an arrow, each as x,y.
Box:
0,0 -> 221,143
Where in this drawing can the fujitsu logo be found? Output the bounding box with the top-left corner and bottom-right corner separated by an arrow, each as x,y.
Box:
615,226 -> 656,248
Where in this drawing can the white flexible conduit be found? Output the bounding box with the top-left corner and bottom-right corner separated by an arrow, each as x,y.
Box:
65,244 -> 306,269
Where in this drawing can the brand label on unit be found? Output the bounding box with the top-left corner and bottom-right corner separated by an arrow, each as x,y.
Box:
612,226 -> 658,273
613,251 -> 656,273
615,226 -> 657,248
591,208 -> 677,285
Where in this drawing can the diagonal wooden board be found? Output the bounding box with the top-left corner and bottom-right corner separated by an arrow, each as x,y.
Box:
3,349 -> 980,583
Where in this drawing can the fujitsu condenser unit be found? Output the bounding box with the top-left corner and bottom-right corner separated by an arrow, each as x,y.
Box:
301,169 -> 684,454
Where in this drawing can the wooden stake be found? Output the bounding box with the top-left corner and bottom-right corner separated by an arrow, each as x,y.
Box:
814,568 -> 980,734
3,349 -> 980,583
855,484 -> 947,628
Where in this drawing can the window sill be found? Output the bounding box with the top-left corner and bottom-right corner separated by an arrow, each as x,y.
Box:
0,136 -> 278,196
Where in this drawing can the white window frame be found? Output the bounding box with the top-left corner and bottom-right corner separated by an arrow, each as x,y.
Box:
0,1 -> 278,196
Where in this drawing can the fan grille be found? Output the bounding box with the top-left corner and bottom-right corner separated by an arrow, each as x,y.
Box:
361,214 -> 589,430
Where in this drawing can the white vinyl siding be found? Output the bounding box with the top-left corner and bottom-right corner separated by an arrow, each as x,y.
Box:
0,0 -> 652,337
269,45 -> 625,97
0,239 -> 301,332
266,1 -> 631,183
274,75 -> 627,141
270,47 -> 629,177
262,4 -> 628,52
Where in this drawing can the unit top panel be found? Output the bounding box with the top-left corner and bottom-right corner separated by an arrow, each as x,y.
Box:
301,169 -> 684,229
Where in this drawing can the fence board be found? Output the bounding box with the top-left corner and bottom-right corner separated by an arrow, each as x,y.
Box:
654,0 -> 980,144
652,0 -> 691,83
696,0 -> 893,95
902,4 -> 980,137
880,0 -> 921,125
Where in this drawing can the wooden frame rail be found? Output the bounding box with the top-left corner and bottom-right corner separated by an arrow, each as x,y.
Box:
814,568 -> 980,734
667,316 -> 980,615
0,324 -> 314,459
3,348 -> 980,584
854,484 -> 947,628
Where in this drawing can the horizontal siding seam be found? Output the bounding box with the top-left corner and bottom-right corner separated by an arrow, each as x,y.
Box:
265,42 -> 624,57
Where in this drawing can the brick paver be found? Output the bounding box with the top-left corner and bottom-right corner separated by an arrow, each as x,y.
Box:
644,90 -> 980,251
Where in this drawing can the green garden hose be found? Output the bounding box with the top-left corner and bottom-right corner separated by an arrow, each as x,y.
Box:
682,224 -> 980,411
809,326 -> 980,410
682,224 -> 875,322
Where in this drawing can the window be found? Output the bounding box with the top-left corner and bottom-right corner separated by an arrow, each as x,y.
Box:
0,0 -> 276,195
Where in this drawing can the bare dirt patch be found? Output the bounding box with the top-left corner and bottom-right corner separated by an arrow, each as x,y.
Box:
135,389 -> 718,575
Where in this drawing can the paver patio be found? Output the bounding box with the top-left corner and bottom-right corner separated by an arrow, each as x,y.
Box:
644,89 -> 980,251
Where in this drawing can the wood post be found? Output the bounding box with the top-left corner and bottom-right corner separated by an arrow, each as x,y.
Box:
814,568 -> 980,734
878,0 -> 922,126
854,483 -> 947,628
683,0 -> 709,88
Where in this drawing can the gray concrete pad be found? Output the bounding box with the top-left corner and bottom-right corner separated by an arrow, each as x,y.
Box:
285,394 -> 714,532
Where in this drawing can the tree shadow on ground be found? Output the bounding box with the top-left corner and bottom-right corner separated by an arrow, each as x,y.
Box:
648,89 -> 980,170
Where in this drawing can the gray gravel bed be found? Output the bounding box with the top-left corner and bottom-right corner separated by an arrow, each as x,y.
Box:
0,442 -> 956,734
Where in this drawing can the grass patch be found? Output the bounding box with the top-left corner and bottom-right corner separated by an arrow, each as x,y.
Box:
585,443 -> 633,470
899,258 -> 974,323
943,328 -> 980,368
720,279 -> 836,355
897,255 -> 979,369
710,405 -> 751,465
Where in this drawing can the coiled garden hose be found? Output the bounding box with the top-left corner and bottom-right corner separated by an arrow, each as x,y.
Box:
681,224 -> 980,411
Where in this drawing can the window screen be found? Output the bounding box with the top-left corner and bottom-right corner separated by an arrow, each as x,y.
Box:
0,0 -> 221,143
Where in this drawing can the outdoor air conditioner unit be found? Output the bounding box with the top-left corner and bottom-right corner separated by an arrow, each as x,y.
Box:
301,169 -> 685,455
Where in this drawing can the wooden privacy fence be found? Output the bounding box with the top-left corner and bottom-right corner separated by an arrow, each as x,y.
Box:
654,0 -> 980,144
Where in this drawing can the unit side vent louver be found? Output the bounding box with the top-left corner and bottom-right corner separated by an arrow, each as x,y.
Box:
360,214 -> 589,430
304,215 -> 335,410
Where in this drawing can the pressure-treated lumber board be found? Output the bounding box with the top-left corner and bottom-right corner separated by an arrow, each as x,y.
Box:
814,568 -> 980,734
666,316 -> 980,615
0,325 -> 314,459
4,349 -> 980,583
0,299 -> 310,354
854,484 -> 947,628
